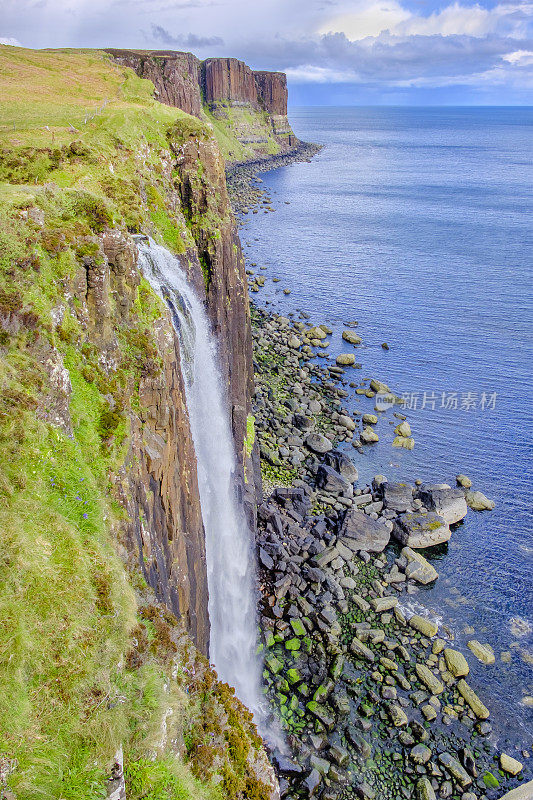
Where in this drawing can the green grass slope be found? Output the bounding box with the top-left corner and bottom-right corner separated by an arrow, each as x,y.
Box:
0,46 -> 271,800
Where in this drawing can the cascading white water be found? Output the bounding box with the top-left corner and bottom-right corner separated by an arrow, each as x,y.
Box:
138,239 -> 264,725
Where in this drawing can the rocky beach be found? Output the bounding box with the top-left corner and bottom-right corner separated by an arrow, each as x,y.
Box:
228,158 -> 533,800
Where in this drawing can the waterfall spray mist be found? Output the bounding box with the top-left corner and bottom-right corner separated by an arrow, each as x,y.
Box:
138,240 -> 266,727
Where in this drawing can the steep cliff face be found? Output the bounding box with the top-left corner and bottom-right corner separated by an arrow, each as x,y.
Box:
101,231 -> 209,650
0,46 -> 277,800
203,56 -> 258,106
169,133 -> 258,515
105,48 -> 299,162
106,49 -> 203,117
254,70 -> 288,115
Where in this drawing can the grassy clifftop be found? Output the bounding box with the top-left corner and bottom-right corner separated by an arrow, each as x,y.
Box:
0,46 -> 272,800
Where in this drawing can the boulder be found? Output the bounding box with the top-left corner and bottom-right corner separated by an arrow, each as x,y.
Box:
305,433 -> 333,454
416,484 -> 467,525
389,704 -> 408,727
438,753 -> 472,787
403,547 -> 439,584
415,663 -> 444,694
416,777 -> 436,800
410,744 -> 432,765
360,426 -> 379,444
293,413 -> 314,431
465,490 -> 495,511
304,769 -> 321,797
323,450 -> 358,482
307,326 -> 327,340
338,414 -> 356,431
317,465 -> 353,497
362,414 -> 378,425
444,648 -> 469,677
394,421 -> 412,437
456,474 -> 472,488
457,679 -> 490,719
500,754 -> 523,776
382,482 -> 413,512
336,354 -> 356,366
409,615 -> 438,638
497,780 -> 533,800
340,510 -> 390,552
342,330 -> 362,345
350,637 -> 375,662
370,379 -> 390,393
393,511 -> 450,548
370,596 -> 398,613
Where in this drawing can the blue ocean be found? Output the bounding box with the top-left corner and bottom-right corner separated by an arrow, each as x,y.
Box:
241,107 -> 533,741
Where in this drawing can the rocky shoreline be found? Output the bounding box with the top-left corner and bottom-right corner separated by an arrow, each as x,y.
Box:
226,141 -> 323,217
229,162 -> 532,799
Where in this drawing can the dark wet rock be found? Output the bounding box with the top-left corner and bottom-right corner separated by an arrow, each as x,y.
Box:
381,482 -> 413,512
317,465 -> 353,497
303,769 -> 321,796
340,510 -> 390,552
438,753 -> 472,787
272,753 -> 303,776
323,449 -> 359,482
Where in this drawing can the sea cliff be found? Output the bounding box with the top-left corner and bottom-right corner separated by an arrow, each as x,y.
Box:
0,45 -> 279,800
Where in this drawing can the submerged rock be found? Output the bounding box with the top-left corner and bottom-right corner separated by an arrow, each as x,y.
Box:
342,329 -> 362,345
467,640 -> 495,665
465,490 -> 495,510
360,426 -> 379,444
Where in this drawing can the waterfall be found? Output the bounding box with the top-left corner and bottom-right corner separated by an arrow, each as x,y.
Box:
137,239 -> 264,725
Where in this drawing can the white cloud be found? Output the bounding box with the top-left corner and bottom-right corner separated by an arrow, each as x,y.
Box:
0,36 -> 21,46
318,0 -> 532,40
285,64 -> 359,82
318,3 -> 411,39
503,47 -> 533,62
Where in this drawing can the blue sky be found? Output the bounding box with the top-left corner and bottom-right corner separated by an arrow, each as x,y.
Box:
1,0 -> 532,103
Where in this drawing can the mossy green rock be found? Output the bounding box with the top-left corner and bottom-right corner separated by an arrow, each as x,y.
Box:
286,668 -> 301,685
265,654 -> 283,674
285,637 -> 301,650
306,701 -> 335,731
483,772 -> 500,788
290,618 -> 306,637
416,776 -> 436,800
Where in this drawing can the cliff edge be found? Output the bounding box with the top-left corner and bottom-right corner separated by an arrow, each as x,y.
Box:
106,48 -> 299,163
0,45 -> 275,800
